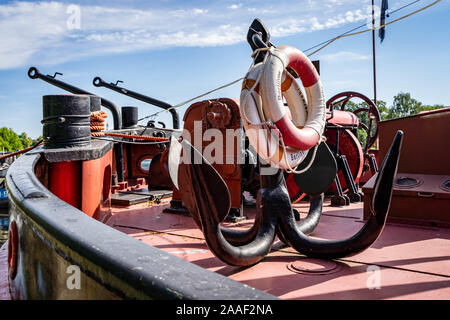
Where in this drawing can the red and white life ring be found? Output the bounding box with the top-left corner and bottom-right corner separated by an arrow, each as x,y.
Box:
240,45 -> 326,169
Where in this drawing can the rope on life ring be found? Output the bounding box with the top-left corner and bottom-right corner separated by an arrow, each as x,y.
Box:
240,45 -> 326,172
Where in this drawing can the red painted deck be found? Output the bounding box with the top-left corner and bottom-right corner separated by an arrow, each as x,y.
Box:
106,198 -> 450,300
1,197 -> 449,300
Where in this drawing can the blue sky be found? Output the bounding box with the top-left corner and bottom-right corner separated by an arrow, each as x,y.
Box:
0,0 -> 449,138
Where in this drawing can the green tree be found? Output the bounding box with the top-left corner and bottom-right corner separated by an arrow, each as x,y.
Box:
387,93 -> 422,119
32,135 -> 43,145
0,127 -> 23,153
340,99 -> 386,148
19,132 -> 33,148
331,92 -> 446,148
387,92 -> 445,119
376,100 -> 390,121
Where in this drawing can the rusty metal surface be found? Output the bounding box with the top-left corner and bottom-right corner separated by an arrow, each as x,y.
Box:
181,99 -> 243,210
364,110 -> 450,225
378,108 -> 450,175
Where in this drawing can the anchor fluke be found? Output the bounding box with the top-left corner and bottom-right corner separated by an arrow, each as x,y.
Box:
277,130 -> 404,259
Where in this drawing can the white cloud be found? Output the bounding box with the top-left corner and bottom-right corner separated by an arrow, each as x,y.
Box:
228,4 -> 242,10
0,0 -> 375,70
193,8 -> 208,15
320,51 -> 370,62
0,1 -> 68,69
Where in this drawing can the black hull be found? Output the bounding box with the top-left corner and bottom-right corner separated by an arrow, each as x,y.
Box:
5,152 -> 275,300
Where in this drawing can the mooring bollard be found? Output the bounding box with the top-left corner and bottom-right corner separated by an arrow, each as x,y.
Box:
42,94 -> 91,149
121,106 -> 139,129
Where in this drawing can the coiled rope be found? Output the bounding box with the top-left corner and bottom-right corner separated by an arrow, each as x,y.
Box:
90,110 -> 170,142
90,110 -> 108,135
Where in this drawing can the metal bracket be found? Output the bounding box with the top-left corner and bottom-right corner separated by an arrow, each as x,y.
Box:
48,72 -> 63,79
337,154 -> 363,203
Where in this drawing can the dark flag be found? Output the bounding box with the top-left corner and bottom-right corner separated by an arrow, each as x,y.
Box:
379,0 -> 389,42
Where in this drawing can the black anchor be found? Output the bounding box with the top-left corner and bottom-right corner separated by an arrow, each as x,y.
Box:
176,131 -> 403,266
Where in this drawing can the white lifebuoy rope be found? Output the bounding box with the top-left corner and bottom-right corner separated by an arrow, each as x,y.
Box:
240,45 -> 326,171
241,47 -> 272,127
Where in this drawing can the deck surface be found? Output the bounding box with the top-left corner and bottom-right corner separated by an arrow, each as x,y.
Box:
106,199 -> 450,300
1,198 -> 449,300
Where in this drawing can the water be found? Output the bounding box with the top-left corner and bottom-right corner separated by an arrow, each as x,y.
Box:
0,211 -> 8,247
0,168 -> 10,246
